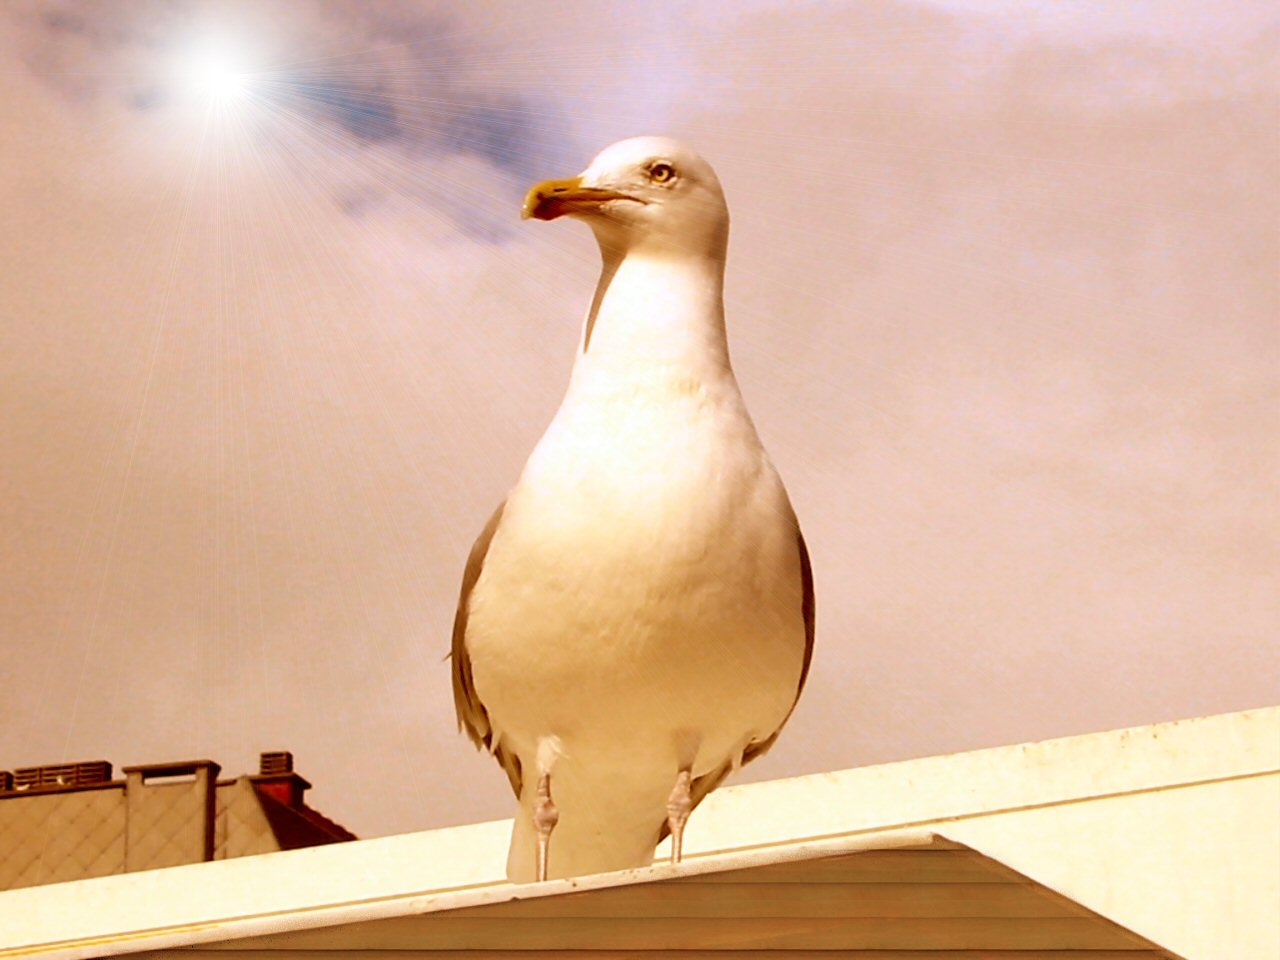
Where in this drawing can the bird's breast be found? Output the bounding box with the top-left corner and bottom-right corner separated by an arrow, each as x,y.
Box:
462,381 -> 806,759
514,378 -> 772,568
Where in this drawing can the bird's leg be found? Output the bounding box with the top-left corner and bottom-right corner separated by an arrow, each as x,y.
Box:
532,773 -> 559,882
666,768 -> 694,864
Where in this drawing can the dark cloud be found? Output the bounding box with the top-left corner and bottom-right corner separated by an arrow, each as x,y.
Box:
290,72 -> 401,143
452,100 -> 549,174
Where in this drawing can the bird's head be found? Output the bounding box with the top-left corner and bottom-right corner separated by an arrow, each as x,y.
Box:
522,136 -> 728,259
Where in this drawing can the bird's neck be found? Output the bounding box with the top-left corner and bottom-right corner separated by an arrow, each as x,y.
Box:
565,248 -> 732,399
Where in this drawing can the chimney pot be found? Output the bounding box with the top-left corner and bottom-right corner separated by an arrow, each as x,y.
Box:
259,751 -> 294,776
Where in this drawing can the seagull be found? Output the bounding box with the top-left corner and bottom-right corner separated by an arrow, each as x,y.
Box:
451,136 -> 813,883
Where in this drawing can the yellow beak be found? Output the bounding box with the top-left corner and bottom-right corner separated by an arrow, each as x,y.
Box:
522,176 -> 633,220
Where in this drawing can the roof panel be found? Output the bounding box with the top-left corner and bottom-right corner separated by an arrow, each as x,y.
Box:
205,915 -> 1154,951
168,952 -> 1172,959
445,880 -> 1075,919
196,843 -> 1171,955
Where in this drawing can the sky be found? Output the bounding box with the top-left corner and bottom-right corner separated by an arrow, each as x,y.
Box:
1,0 -> 1276,838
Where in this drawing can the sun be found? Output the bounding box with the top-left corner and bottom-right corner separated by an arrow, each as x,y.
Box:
175,37 -> 255,103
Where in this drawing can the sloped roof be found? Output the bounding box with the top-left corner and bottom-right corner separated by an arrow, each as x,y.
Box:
135,833 -> 1179,957
0,706 -> 1275,959
252,788 -> 356,849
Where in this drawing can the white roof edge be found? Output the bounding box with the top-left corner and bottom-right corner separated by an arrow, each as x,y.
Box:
681,704 -> 1279,855
7,829 -> 947,960
1,705 -> 1275,958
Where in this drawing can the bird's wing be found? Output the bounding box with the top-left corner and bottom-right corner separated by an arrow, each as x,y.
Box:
741,526 -> 815,765
451,500 -> 523,797
660,527 -> 815,840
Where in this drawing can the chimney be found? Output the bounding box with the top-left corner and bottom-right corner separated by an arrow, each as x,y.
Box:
121,760 -> 220,870
252,751 -> 311,807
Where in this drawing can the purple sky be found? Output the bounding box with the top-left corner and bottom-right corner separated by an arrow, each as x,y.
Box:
1,0 -> 1276,837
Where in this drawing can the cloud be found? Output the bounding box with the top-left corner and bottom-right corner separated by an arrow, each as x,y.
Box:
8,0 -> 571,236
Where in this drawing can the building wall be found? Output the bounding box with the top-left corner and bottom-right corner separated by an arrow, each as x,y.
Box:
0,786 -> 126,889
215,779 -> 285,860
0,775 -> 281,890
124,767 -> 216,872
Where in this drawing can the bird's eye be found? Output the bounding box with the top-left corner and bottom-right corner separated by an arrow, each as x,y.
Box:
648,162 -> 676,184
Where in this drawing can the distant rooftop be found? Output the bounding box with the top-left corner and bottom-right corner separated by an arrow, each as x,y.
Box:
0,750 -> 355,891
